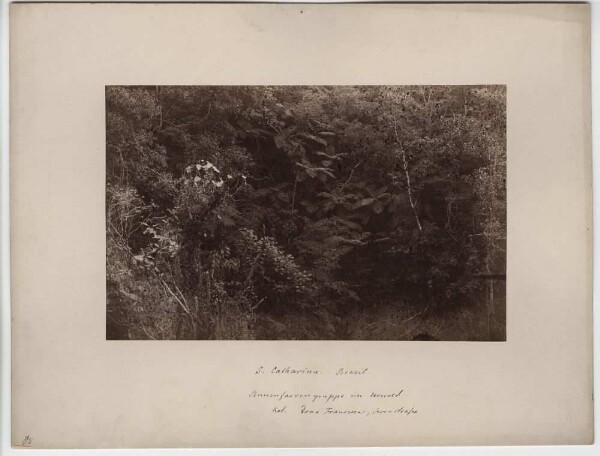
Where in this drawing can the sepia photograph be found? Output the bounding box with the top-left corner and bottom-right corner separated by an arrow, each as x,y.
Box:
106,85 -> 506,341
9,1 -> 595,449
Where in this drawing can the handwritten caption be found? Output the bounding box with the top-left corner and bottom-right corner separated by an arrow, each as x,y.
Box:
250,366 -> 418,417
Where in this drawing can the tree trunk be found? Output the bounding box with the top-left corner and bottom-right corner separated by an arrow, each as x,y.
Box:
392,117 -> 422,231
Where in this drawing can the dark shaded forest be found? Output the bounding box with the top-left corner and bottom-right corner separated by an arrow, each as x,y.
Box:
106,86 -> 506,341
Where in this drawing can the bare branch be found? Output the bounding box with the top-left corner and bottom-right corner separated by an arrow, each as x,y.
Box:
160,278 -> 193,317
363,306 -> 429,333
340,159 -> 364,191
142,325 -> 157,340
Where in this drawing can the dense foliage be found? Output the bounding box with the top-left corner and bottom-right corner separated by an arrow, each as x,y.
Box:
106,86 -> 506,340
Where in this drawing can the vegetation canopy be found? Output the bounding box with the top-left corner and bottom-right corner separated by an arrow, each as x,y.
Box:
106,85 -> 506,340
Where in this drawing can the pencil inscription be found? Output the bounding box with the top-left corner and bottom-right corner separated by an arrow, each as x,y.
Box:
248,366 -> 416,418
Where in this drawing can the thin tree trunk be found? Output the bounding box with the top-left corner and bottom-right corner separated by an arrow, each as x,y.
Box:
392,117 -> 422,231
401,150 -> 423,232
485,141 -> 498,339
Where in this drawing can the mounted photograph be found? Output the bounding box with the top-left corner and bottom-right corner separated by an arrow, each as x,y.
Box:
106,85 -> 506,341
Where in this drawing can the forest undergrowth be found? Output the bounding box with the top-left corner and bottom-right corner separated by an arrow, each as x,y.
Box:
106,85 -> 506,341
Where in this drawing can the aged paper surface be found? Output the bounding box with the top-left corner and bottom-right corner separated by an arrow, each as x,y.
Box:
10,3 -> 592,448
